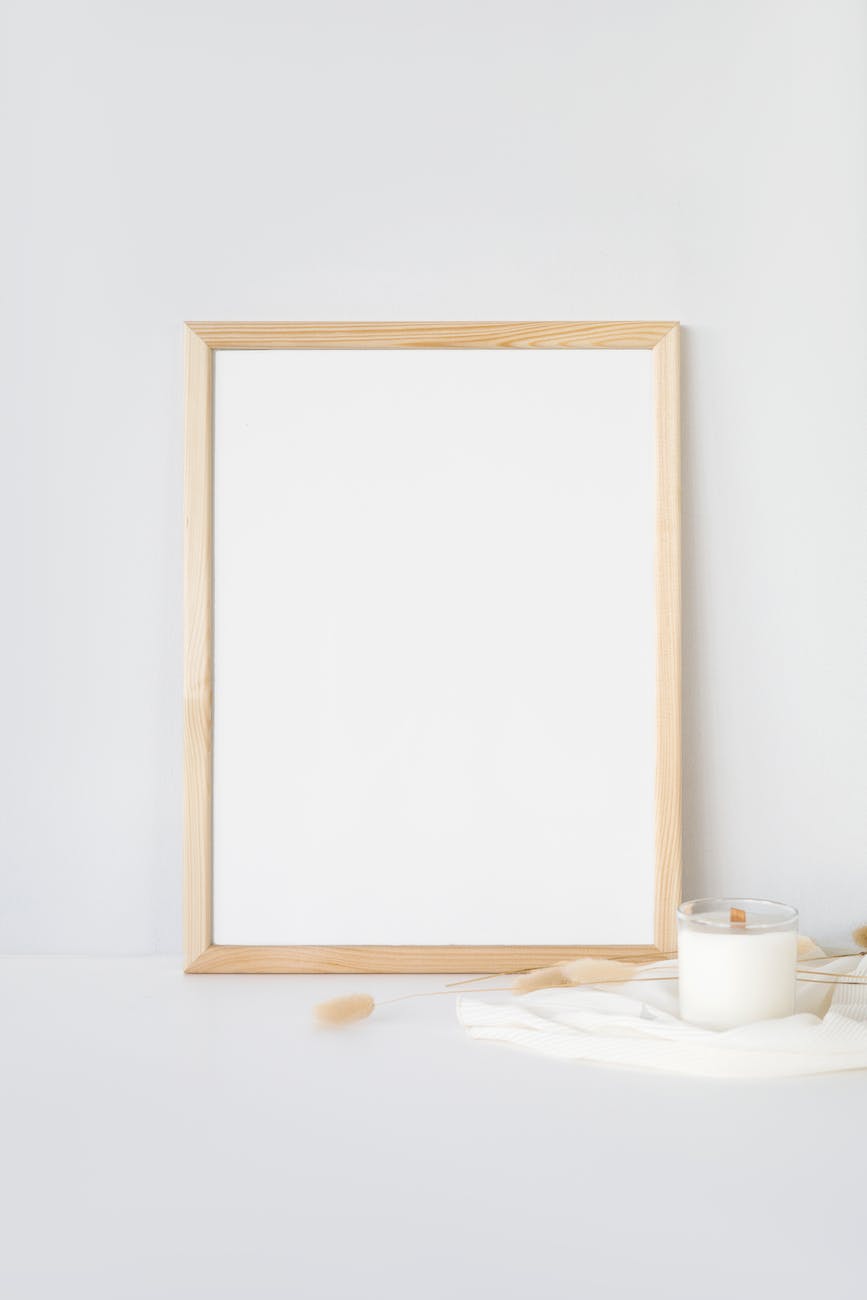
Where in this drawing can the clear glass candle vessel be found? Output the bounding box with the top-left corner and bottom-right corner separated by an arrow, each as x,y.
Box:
677,898 -> 798,1030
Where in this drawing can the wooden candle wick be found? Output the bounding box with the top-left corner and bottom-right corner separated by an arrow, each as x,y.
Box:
730,907 -> 747,926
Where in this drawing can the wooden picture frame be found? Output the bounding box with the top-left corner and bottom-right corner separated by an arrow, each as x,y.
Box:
184,321 -> 681,973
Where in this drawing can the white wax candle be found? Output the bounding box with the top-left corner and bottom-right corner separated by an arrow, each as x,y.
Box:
677,902 -> 798,1030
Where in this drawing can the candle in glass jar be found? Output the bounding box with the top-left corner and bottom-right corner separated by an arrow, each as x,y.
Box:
677,899 -> 798,1030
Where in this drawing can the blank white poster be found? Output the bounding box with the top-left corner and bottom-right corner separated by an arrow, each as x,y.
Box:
213,348 -> 655,945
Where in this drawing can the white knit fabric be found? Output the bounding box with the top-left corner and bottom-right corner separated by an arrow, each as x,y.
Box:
457,954 -> 867,1077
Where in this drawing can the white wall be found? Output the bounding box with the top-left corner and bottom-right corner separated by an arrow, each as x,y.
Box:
2,0 -> 865,953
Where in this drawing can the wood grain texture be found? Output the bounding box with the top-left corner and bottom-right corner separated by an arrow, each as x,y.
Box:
186,944 -> 670,975
183,327 -> 214,968
652,325 -> 682,953
185,321 -> 677,350
182,321 -> 682,972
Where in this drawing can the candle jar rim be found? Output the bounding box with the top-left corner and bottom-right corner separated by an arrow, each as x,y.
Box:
677,897 -> 798,933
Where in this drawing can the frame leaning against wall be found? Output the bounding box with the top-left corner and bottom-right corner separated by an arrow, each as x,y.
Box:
183,321 -> 682,973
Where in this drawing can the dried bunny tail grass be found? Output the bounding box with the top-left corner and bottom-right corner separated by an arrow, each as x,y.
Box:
513,965 -> 571,994
514,956 -> 639,993
559,957 -> 639,985
315,994 -> 375,1026
853,924 -> 867,951
797,935 -> 825,959
313,987 -> 518,1024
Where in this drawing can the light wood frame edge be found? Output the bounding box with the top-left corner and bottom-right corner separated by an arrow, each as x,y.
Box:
184,327 -> 214,968
183,322 -> 682,973
652,325 -> 682,954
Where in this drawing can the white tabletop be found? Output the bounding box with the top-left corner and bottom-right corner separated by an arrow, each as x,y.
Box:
1,957 -> 862,1299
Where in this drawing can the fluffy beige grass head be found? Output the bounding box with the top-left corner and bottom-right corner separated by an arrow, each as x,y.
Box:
513,956 -> 636,994
797,935 -> 824,959
315,993 -> 375,1026
559,957 -> 636,985
853,924 -> 867,951
513,965 -> 571,994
